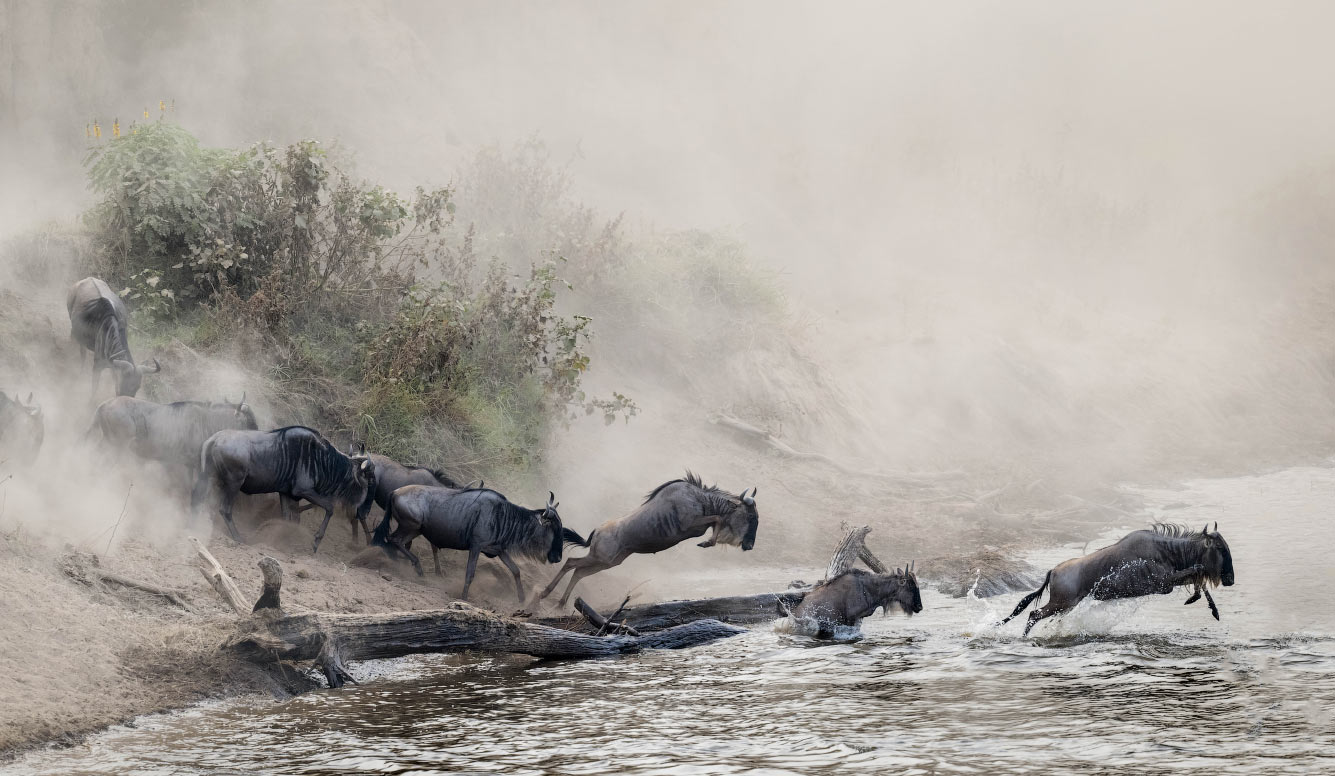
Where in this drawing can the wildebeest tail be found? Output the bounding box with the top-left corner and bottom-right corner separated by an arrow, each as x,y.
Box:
561,527 -> 590,547
372,499 -> 396,547
189,438 -> 214,510
428,469 -> 460,488
1000,570 -> 1051,625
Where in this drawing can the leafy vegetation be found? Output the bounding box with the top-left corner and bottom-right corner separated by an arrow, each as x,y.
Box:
80,122 -> 638,478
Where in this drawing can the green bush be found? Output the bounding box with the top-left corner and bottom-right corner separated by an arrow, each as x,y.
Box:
80,122 -> 634,479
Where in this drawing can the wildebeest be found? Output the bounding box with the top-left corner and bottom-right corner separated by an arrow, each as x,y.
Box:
787,565 -> 922,637
536,472 -> 759,607
67,277 -> 161,398
87,394 -> 258,482
0,392 -> 44,465
191,425 -> 376,551
1001,523 -> 1235,637
357,452 -> 461,544
380,485 -> 583,601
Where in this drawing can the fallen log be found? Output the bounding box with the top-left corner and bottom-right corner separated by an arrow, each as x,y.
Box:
223,558 -> 745,687
600,591 -> 809,631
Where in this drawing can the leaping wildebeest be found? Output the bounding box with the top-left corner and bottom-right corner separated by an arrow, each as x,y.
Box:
191,425 -> 376,551
1001,523 -> 1235,637
788,565 -> 923,637
66,277 -> 161,398
380,485 -> 583,601
0,392 -> 44,465
87,394 -> 258,483
536,471 -> 759,607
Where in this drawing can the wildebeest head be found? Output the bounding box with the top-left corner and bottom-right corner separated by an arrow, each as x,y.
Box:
1199,522 -> 1235,587
712,486 -> 759,551
887,562 -> 924,616
225,393 -> 259,431
540,491 -> 565,564
111,358 -> 161,397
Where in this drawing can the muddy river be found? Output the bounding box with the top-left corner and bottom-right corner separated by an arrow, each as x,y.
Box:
10,466 -> 1335,774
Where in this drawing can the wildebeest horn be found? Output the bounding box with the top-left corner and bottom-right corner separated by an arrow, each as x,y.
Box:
237,391 -> 246,410
358,441 -> 366,455
1212,521 -> 1218,533
138,358 -> 161,375
112,359 -> 135,373
1202,523 -> 1209,535
547,491 -> 556,509
741,487 -> 756,506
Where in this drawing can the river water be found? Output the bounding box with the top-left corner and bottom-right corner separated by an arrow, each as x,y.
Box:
10,466 -> 1335,775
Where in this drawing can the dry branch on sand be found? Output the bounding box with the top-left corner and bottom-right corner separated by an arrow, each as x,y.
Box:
60,550 -> 192,610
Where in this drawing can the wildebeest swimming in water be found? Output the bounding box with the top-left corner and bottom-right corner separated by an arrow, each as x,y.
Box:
1001,523 -> 1235,637
788,565 -> 923,638
536,471 -> 759,607
0,392 -> 43,465
66,277 -> 161,398
191,426 -> 376,551
378,485 -> 584,601
87,395 -> 258,484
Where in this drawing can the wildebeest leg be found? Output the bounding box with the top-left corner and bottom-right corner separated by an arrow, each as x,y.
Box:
558,561 -> 611,608
432,547 -> 442,576
219,489 -> 244,544
697,522 -> 717,548
537,557 -> 578,603
388,531 -> 423,576
460,547 -> 481,601
279,494 -> 300,522
1023,604 -> 1064,637
308,498 -> 339,554
1184,585 -> 1202,606
498,550 -> 525,602
1202,588 -> 1220,620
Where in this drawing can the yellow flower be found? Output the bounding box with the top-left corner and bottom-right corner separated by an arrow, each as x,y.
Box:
143,107 -> 149,119
94,121 -> 101,139
85,124 -> 91,139
112,118 -> 120,138
159,100 -> 165,112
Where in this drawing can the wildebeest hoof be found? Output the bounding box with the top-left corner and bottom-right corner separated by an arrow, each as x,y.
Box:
697,540 -> 716,548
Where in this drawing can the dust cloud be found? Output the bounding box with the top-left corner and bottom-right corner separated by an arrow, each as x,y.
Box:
5,0 -> 1335,562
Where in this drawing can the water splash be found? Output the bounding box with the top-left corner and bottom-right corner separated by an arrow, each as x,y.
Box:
773,613 -> 864,642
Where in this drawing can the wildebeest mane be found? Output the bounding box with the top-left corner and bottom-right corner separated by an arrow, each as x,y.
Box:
1149,522 -> 1227,587
470,491 -> 561,562
643,470 -> 736,513
270,425 -> 359,495
1149,522 -> 1206,539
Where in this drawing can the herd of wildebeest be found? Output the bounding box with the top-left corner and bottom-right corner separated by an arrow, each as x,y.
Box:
0,277 -> 1238,636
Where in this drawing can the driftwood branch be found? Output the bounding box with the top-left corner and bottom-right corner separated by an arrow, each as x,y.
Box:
574,596 -> 641,637
190,536 -> 248,615
826,525 -> 872,579
838,520 -> 889,574
253,556 -> 284,613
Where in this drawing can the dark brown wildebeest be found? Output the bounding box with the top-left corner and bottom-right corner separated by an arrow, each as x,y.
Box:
536,472 -> 759,608
66,277 -> 161,398
1001,523 -> 1235,637
191,426 -> 376,551
87,395 -> 258,483
380,485 -> 583,601
788,565 -> 923,637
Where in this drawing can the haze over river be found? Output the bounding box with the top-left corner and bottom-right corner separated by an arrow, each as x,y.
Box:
11,465 -> 1335,775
